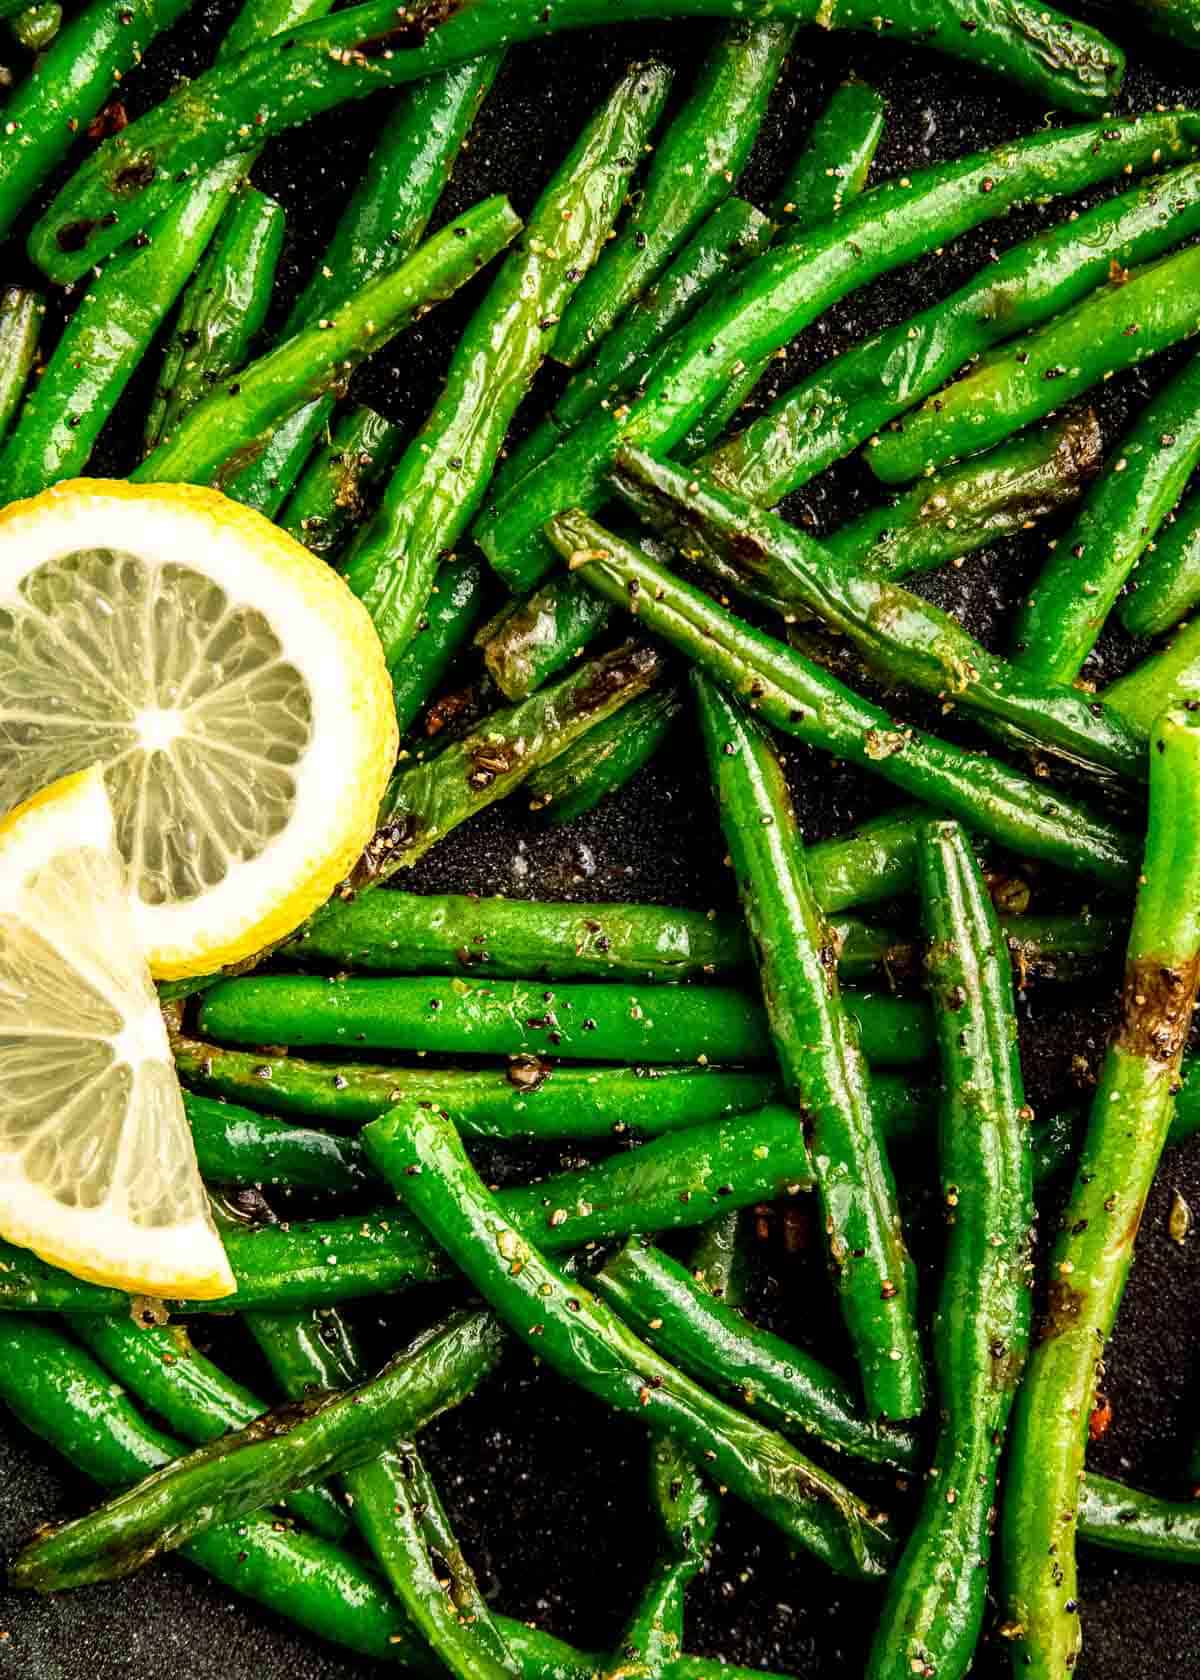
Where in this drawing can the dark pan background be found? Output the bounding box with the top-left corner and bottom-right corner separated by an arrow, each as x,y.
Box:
3,8 -> 1200,1676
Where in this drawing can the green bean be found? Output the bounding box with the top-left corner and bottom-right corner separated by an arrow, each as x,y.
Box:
27,0 -> 1128,287
185,1089 -> 369,1192
1104,615 -> 1200,736
491,198 -> 772,504
248,1306 -> 516,1680
870,242 -> 1200,485
1116,488 -> 1200,641
546,513 -> 1137,887
341,63 -> 670,686
0,1317 -> 823,1680
143,188 -> 283,453
386,555 -> 491,737
366,1101 -> 895,1579
1078,1474 -> 1200,1563
596,1240 -> 920,1470
1013,354 -> 1200,676
1117,0 -> 1200,47
604,1432 -> 719,1680
526,683 -> 684,823
613,440 -> 1140,779
0,285 -> 41,448
0,0 -> 197,242
10,1310 -> 504,1591
67,1315 -> 351,1543
0,162 -> 243,499
868,820 -> 1032,1680
476,114 -> 1190,592
1002,706 -> 1200,1680
133,197 -> 521,492
345,641 -> 664,892
277,405 -> 404,559
823,413 -> 1102,579
196,972 -> 932,1066
8,1 -> 61,47
696,676 -> 922,1417
227,55 -> 500,516
703,159 -> 1200,507
552,23 -> 793,369
480,573 -> 613,702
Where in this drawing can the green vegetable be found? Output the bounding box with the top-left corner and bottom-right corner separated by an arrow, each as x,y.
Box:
1116,0 -> 1200,47
196,971 -> 932,1066
345,641 -> 664,891
0,163 -> 243,499
1014,351 -> 1200,675
613,439 -> 1140,779
545,513 -> 1137,887
366,1101 -> 896,1579
867,820 -> 1032,1680
133,197 -> 521,492
29,0 -> 1125,286
8,1 -> 62,49
67,1315 -> 351,1543
1079,1474 -> 1200,1562
526,683 -> 684,823
696,676 -> 922,1418
480,573 -> 613,702
386,554 -> 491,737
476,113 -> 1189,592
184,1089 -> 369,1192
144,187 -> 284,453
596,1239 -> 920,1470
1104,614 -> 1200,735
277,405 -> 404,559
228,55 -> 500,516
870,241 -> 1200,485
702,158 -> 1200,507
1117,488 -> 1200,640
341,61 -> 671,685
552,22 -> 794,368
0,286 -> 41,447
1002,707 -> 1200,1680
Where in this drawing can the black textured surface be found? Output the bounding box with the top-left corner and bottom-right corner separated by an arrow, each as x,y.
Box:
4,10 -> 1200,1680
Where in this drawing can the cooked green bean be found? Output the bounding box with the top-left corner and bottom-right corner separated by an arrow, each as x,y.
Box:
545,513 -> 1137,886
1116,487 -> 1200,640
0,164 -> 243,499
1079,1474 -> 1200,1562
196,972 -> 933,1066
0,285 -> 41,447
552,23 -> 793,368
133,197 -> 521,492
387,554 -> 491,738
67,1315 -> 351,1543
526,683 -> 684,823
1104,614 -> 1200,736
703,159 -> 1200,507
8,1 -> 61,47
696,676 -> 922,1418
1002,707 -> 1200,1680
596,1240 -> 920,1470
871,242 -> 1200,485
613,440 -> 1140,778
277,405 -> 404,559
480,573 -> 613,702
144,187 -> 284,453
185,1089 -> 369,1192
1014,351 -> 1200,676
366,1101 -> 896,1579
341,61 -> 670,685
11,1311 -> 504,1591
477,114 -> 1189,591
867,820 -> 1032,1680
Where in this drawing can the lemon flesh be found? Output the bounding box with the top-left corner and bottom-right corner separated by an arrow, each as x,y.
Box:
0,768 -> 235,1298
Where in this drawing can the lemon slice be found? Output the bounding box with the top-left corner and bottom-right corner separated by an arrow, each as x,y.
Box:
0,768 -> 234,1298
0,479 -> 397,978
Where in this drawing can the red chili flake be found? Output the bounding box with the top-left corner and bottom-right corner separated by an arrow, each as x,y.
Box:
1088,1395 -> 1113,1441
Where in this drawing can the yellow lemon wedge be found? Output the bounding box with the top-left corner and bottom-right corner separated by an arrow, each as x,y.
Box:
0,768 -> 234,1298
0,479 -> 397,979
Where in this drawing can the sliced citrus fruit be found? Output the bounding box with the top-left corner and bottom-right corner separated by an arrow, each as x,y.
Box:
0,767 -> 234,1298
0,479 -> 397,979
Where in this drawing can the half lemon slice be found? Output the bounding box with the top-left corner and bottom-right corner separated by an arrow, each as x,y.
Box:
0,479 -> 397,978
0,768 -> 234,1298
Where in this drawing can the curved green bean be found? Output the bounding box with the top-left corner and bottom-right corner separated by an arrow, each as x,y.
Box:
703,158 -> 1200,507
545,512 -> 1137,886
867,820 -> 1032,1680
870,241 -> 1200,484
277,405 -> 404,559
0,285 -> 41,447
134,196 -> 521,492
144,187 -> 284,452
696,676 -> 922,1418
552,23 -> 793,368
185,1089 -> 369,1192
1002,706 -> 1200,1680
365,1101 -> 896,1580
480,573 -> 612,702
526,683 -> 683,823
596,1240 -> 921,1470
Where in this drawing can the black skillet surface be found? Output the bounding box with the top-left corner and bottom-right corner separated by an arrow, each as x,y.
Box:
4,10 -> 1200,1678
